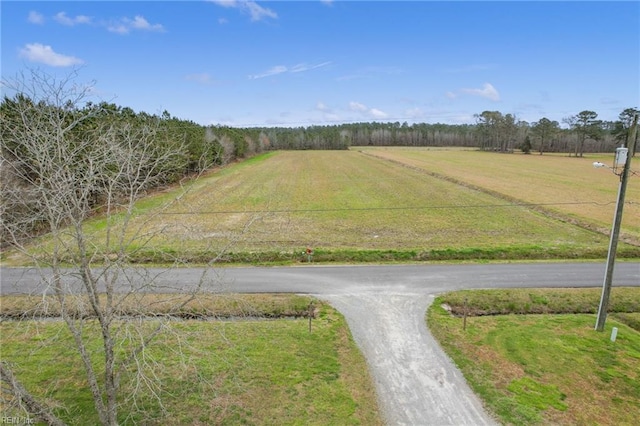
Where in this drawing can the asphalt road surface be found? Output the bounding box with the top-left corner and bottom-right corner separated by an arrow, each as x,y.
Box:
2,262 -> 639,425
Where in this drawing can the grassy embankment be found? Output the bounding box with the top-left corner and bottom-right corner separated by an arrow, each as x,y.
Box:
6,149 -> 638,265
428,287 -> 640,425
0,294 -> 382,425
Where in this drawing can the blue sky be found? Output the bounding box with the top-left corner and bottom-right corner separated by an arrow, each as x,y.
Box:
2,1 -> 638,127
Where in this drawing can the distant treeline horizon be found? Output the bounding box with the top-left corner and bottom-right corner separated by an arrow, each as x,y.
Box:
248,107 -> 638,156
1,85 -> 637,244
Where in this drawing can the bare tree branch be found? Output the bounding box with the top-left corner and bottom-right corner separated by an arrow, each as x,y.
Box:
0,362 -> 66,426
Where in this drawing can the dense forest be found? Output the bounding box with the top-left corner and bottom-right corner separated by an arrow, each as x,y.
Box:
1,74 -> 637,245
260,108 -> 638,156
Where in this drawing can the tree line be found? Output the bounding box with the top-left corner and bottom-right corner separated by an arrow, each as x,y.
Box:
0,75 -> 271,245
475,108 -> 638,156
0,97 -> 246,244
257,108 -> 637,156
1,70 -> 637,245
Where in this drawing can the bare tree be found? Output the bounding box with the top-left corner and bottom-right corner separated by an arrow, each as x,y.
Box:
0,69 -> 226,425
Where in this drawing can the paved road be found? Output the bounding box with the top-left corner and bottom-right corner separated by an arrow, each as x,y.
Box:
3,262 -> 639,295
2,263 -> 639,425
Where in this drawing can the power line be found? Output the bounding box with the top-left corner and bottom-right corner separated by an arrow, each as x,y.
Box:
157,200 -> 627,215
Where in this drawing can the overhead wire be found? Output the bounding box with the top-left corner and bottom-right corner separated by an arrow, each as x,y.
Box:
157,200 -> 631,215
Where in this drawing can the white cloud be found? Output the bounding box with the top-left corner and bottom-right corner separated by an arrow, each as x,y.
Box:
19,43 -> 84,67
210,0 -> 237,7
460,83 -> 500,101
27,11 -> 44,24
349,101 -> 389,119
107,24 -> 129,35
245,1 -> 277,21
107,15 -> 165,34
291,62 -> 331,73
249,65 -> 287,79
130,16 -> 163,31
370,108 -> 389,119
320,0 -> 334,6
349,101 -> 368,112
316,102 -> 330,112
314,102 -> 342,123
210,0 -> 277,22
404,107 -> 425,119
54,12 -> 92,26
323,113 -> 341,122
445,91 -> 457,99
249,62 -> 330,79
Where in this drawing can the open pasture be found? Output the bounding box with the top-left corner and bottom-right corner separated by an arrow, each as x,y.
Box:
360,147 -> 640,242
71,149 -> 635,263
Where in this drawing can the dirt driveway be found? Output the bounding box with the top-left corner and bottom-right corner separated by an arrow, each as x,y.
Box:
319,290 -> 497,426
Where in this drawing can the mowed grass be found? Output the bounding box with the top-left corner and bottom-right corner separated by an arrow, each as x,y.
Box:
0,298 -> 382,425
45,150 -> 635,264
360,147 -> 640,243
428,288 -> 640,425
6,149 -> 638,265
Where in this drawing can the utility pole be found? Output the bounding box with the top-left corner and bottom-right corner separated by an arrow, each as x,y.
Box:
595,113 -> 638,331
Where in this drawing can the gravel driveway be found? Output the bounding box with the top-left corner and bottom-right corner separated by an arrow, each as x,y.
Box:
319,290 -> 497,426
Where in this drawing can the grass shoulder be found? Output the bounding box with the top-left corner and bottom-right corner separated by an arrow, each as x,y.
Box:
0,295 -> 382,425
4,246 -> 638,268
427,287 -> 640,425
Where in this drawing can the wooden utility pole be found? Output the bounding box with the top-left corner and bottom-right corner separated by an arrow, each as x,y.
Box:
595,114 -> 638,331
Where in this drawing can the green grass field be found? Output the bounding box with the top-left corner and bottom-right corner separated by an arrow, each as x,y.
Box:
428,288 -> 640,426
0,297 -> 382,425
10,149 -> 637,265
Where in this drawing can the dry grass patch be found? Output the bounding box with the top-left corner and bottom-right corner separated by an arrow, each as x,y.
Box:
439,287 -> 640,316
361,147 -> 640,243
0,293 -> 313,319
